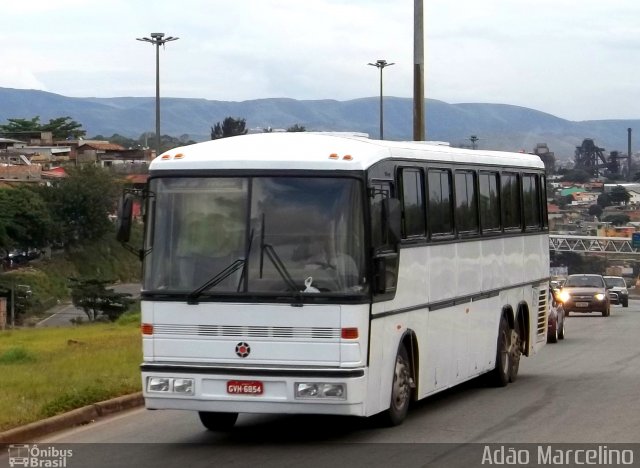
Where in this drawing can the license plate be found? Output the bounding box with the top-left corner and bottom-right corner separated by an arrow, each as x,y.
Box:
227,380 -> 263,395
576,302 -> 589,307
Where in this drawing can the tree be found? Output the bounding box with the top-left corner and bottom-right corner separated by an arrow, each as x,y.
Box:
211,117 -> 248,139
557,195 -> 574,209
36,165 -> 120,244
597,192 -> 612,208
0,186 -> 53,254
69,278 -> 133,322
287,124 -> 306,132
562,169 -> 591,183
0,116 -> 86,139
0,117 -> 42,134
41,116 -> 86,139
602,214 -> 630,226
609,185 -> 630,205
588,204 -> 603,219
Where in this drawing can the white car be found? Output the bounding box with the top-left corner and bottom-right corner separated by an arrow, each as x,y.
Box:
603,276 -> 629,307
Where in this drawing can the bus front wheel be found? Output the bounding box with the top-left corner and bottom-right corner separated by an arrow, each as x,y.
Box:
198,411 -> 238,431
381,345 -> 412,426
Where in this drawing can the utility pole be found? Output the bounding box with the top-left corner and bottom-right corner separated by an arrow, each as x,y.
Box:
136,32 -> 179,157
368,60 -> 395,140
413,0 -> 425,141
628,128 -> 633,181
469,135 -> 479,150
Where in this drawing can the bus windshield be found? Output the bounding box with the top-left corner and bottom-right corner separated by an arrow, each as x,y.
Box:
143,176 -> 367,297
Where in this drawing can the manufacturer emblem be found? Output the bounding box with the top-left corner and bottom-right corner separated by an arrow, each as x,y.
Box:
235,342 -> 251,358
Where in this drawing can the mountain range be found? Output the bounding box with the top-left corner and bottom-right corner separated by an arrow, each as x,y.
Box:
1,86 -> 639,160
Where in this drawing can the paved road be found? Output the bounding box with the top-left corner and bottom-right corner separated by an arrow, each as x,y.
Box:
32,300 -> 640,467
36,283 -> 141,327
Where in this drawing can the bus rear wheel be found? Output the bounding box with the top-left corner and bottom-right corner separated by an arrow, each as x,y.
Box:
508,320 -> 523,383
198,411 -> 238,431
381,345 -> 412,426
489,315 -> 511,387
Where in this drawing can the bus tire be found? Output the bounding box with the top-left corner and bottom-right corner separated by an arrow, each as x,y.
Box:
381,345 -> 412,426
198,411 -> 238,431
489,315 -> 511,387
509,319 -> 522,383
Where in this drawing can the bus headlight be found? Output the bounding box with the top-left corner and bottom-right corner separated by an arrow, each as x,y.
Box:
148,377 -> 171,392
295,383 -> 346,400
147,377 -> 194,394
173,378 -> 195,394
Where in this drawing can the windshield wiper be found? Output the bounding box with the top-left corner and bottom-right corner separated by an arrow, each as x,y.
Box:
187,259 -> 245,304
261,243 -> 298,292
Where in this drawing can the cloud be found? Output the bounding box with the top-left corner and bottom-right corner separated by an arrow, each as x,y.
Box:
1,0 -> 640,120
0,66 -> 48,91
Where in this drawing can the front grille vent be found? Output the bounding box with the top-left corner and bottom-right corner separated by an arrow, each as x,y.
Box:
153,324 -> 341,339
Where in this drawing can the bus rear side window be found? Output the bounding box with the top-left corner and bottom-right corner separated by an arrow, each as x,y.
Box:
523,174 -> 541,229
502,172 -> 521,230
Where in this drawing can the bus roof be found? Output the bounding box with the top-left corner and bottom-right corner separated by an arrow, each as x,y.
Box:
150,133 -> 545,172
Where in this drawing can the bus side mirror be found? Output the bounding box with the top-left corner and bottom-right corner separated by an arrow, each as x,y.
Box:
116,192 -> 134,243
373,254 -> 398,295
382,198 -> 402,246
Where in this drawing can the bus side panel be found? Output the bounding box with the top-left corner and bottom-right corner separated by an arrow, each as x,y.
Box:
480,237 -> 502,294
455,239 -> 482,299
368,247 -> 429,417
502,236 -> 526,289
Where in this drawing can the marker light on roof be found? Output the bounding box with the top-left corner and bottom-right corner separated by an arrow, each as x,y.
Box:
342,155 -> 353,161
174,153 -> 185,159
329,153 -> 339,159
161,154 -> 171,159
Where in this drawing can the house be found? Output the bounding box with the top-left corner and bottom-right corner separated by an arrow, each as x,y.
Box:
76,141 -> 150,168
627,189 -> 640,205
573,192 -> 599,205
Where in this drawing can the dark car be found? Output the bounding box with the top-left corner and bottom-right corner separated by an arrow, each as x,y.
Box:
603,276 -> 629,307
547,288 -> 565,343
558,274 -> 610,317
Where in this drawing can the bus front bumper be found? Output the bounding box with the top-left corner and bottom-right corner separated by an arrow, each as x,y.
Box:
141,362 -> 368,417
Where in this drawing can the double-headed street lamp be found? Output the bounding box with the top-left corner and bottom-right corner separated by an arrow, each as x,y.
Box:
136,32 -> 179,157
368,59 -> 394,140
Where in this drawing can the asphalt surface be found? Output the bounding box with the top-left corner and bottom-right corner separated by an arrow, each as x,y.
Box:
0,285 -> 640,444
35,283 -> 141,327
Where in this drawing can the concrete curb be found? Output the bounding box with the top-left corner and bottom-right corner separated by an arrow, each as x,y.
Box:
0,392 -> 143,444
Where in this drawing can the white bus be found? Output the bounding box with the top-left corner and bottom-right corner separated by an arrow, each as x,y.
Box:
117,132 -> 549,430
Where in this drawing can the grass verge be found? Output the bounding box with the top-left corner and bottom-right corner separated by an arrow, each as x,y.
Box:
0,314 -> 142,432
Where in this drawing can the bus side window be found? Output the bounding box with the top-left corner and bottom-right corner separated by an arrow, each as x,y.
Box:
523,173 -> 541,230
399,168 -> 426,239
371,181 -> 394,251
427,169 -> 454,238
370,180 -> 399,295
454,170 -> 479,236
479,171 -> 501,233
502,172 -> 522,230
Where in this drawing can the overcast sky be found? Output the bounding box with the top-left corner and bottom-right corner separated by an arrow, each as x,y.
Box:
1,0 -> 639,121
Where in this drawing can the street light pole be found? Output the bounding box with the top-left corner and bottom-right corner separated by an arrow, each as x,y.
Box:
368,59 -> 394,140
136,32 -> 179,157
